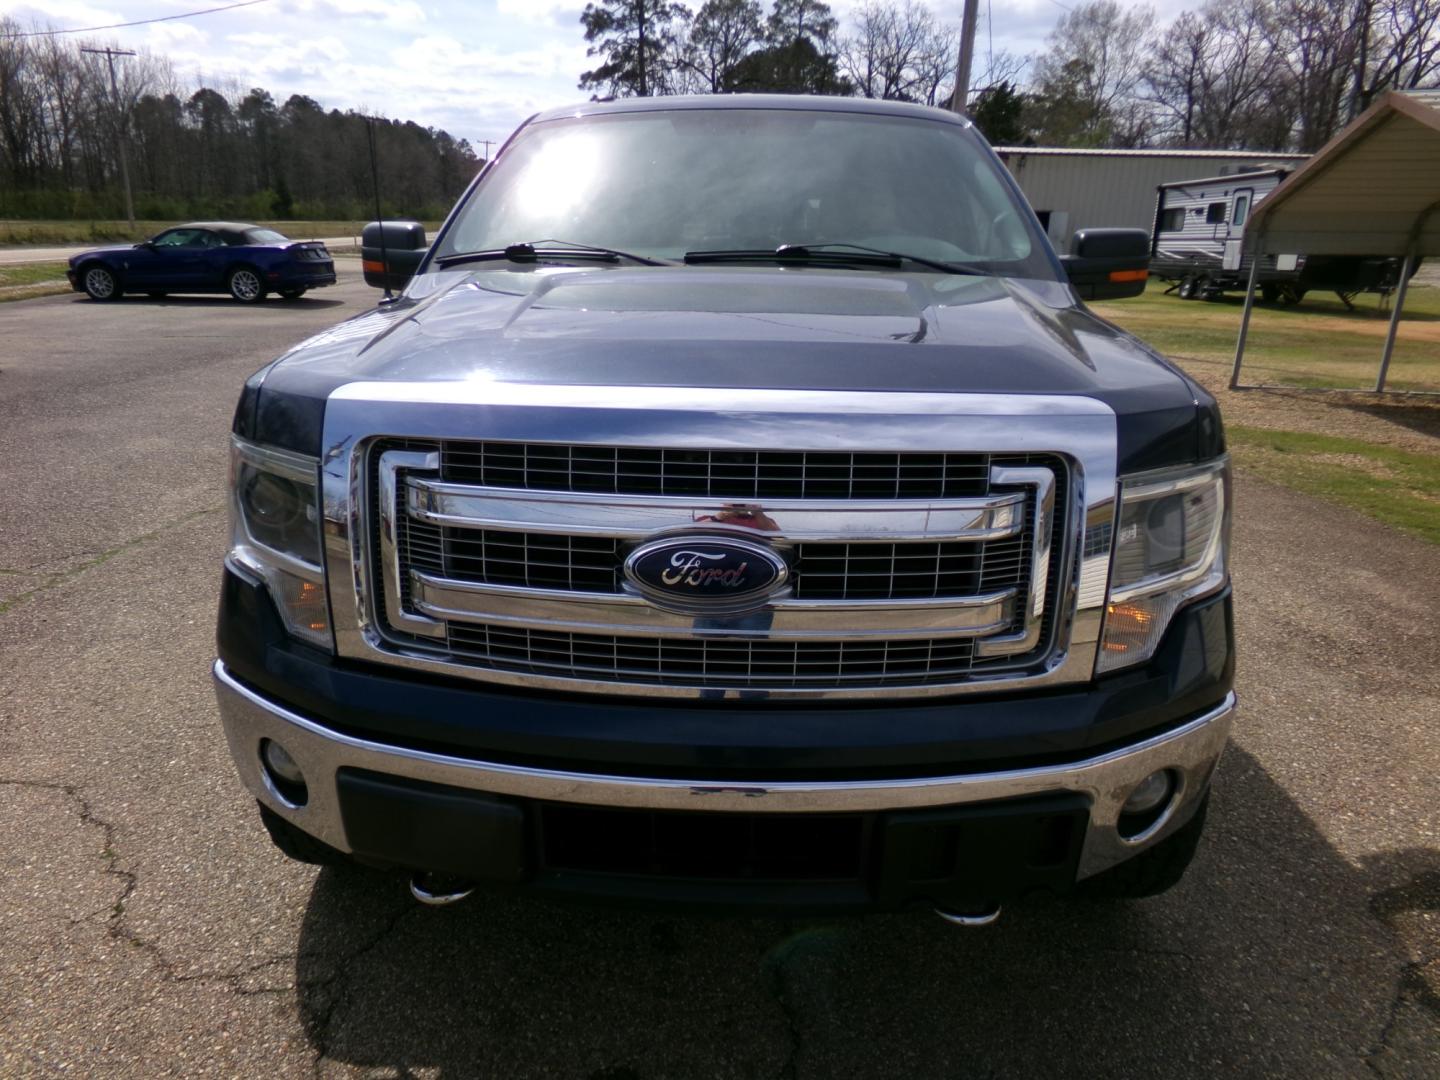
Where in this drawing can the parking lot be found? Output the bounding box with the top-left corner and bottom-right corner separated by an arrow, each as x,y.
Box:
1,266 -> 1437,1077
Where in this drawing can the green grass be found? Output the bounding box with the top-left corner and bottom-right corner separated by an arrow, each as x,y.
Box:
1227,425 -> 1440,544
0,260 -> 70,302
1093,282 -> 1440,393
0,219 -> 443,246
0,261 -> 67,286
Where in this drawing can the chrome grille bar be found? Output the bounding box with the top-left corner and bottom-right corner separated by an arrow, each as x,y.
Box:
407,477 -> 1026,541
410,571 -> 1016,640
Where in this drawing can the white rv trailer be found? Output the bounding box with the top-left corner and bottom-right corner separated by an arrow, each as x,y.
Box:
1151,167 -> 1409,305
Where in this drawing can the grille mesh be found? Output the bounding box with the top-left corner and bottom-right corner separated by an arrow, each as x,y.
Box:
441,441 -> 993,500
445,623 -> 977,688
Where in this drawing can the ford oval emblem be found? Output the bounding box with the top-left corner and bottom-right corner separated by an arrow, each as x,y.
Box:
624,535 -> 789,614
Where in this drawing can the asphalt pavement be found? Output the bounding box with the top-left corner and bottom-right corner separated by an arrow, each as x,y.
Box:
1,267 -> 1436,1077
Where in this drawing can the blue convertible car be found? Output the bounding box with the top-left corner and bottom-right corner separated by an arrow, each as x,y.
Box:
67,222 -> 337,303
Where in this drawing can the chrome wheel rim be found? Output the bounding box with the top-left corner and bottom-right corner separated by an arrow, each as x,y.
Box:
85,268 -> 114,298
231,270 -> 261,301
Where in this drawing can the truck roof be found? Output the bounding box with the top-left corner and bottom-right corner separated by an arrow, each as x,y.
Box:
531,94 -> 972,128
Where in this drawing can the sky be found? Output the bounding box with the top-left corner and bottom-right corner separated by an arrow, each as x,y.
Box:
0,0 -> 1189,151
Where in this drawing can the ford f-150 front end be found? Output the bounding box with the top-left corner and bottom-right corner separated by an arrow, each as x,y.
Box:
213,96 -> 1234,920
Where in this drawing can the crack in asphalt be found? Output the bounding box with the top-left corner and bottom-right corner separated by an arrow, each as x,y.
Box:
0,505 -> 223,616
0,776 -> 317,998
763,924 -> 805,1080
301,898 -> 416,1079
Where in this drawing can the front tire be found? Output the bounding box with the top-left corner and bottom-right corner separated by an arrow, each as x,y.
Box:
227,267 -> 266,303
82,265 -> 120,301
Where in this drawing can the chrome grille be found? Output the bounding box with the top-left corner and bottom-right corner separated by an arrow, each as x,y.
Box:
440,441 -> 994,499
402,524 -> 1037,603
367,439 -> 1070,695
445,624 -> 977,688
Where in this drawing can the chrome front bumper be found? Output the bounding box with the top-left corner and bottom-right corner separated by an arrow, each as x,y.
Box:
213,659 -> 1235,882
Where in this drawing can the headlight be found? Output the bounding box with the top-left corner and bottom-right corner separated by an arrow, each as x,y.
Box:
228,436 -> 332,650
1097,458 -> 1229,672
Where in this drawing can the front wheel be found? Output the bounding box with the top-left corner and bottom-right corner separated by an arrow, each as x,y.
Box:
278,287 -> 306,300
82,265 -> 120,301
227,267 -> 266,303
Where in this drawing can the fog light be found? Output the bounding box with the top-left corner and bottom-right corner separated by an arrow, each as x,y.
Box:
1123,770 -> 1173,815
260,738 -> 308,806
262,739 -> 303,783
1117,769 -> 1176,841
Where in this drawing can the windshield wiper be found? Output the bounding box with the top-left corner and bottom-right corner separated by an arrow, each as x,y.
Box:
683,243 -> 984,276
436,240 -> 669,268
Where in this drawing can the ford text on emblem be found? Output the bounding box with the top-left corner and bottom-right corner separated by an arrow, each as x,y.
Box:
623,536 -> 789,614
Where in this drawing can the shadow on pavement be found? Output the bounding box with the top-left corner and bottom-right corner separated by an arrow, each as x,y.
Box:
292,747 -> 1437,1077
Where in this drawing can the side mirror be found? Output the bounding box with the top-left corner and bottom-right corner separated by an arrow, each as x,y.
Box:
1061,228 -> 1151,300
362,220 -> 427,291
135,240 -> 154,250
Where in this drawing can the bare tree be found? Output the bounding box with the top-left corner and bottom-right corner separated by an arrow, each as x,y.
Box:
841,1 -> 957,104
682,0 -> 764,91
1144,0 -> 1280,148
1027,0 -> 1156,146
1353,0 -> 1440,113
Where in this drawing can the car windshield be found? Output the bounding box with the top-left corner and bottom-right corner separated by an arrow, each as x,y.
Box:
244,228 -> 287,244
437,108 -> 1053,279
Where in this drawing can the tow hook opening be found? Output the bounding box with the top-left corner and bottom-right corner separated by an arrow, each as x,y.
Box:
409,871 -> 477,907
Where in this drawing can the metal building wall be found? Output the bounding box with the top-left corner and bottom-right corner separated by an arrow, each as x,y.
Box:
996,150 -> 1308,251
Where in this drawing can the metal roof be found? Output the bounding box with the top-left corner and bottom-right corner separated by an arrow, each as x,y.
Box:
1248,90 -> 1440,256
994,146 -> 1307,160
1156,166 -> 1293,189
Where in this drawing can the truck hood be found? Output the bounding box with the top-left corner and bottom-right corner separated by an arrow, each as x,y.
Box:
242,265 -> 1218,471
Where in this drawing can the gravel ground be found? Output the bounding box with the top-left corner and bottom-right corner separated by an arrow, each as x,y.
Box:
0,272 -> 1436,1077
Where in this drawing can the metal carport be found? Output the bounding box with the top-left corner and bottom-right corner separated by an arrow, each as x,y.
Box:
1230,89 -> 1440,391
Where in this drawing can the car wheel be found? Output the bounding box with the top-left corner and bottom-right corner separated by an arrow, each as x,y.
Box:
227,267 -> 266,303
82,265 -> 120,301
278,287 -> 306,300
1177,275 -> 1200,300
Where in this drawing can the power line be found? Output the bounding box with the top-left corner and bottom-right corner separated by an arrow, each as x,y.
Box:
2,0 -> 275,40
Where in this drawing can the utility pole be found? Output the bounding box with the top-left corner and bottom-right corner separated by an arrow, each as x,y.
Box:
951,0 -> 980,115
480,139 -> 494,162
81,46 -> 136,229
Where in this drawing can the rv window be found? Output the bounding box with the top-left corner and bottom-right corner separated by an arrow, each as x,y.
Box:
1232,194 -> 1250,226
1206,202 -> 1226,224
1160,208 -> 1185,232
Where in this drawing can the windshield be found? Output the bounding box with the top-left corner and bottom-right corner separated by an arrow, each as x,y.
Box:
437,108 -> 1054,280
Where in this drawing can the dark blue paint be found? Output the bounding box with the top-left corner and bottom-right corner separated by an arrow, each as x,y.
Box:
67,221 -> 336,298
